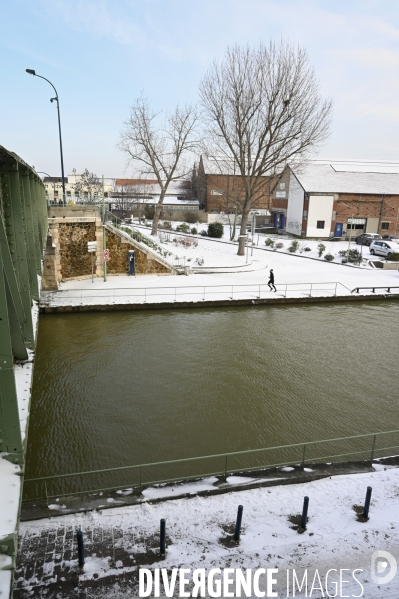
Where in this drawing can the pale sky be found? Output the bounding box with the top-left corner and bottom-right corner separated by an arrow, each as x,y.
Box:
1,0 -> 399,177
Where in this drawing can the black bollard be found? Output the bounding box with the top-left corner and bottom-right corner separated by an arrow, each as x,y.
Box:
77,530 -> 85,567
363,486 -> 372,519
301,496 -> 309,530
234,505 -> 243,541
160,518 -> 166,555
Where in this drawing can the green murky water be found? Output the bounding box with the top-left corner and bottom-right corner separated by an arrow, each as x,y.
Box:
25,302 -> 399,494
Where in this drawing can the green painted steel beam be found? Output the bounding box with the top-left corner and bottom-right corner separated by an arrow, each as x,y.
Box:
0,214 -> 28,359
0,229 -> 23,459
3,162 -> 34,349
19,169 -> 39,300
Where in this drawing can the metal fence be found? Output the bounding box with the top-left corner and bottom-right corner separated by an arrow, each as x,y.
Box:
23,429 -> 399,502
41,282 -> 350,307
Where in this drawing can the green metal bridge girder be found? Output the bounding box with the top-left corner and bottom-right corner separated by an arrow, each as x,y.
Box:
0,145 -> 47,460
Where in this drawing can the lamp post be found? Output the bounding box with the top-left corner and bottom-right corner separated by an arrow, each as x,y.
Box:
25,69 -> 66,206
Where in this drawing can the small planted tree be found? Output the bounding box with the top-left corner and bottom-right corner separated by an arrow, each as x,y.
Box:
317,243 -> 326,257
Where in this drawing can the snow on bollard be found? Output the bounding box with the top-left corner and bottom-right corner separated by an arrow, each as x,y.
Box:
234,505 -> 243,541
363,486 -> 372,519
160,518 -> 166,555
77,529 -> 85,567
301,496 -> 309,530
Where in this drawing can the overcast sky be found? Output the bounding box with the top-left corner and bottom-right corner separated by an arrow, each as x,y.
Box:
2,0 -> 399,177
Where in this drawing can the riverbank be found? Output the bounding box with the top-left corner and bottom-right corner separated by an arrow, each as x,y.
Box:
15,463 -> 399,598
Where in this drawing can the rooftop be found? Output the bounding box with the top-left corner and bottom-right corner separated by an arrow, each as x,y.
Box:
291,161 -> 399,195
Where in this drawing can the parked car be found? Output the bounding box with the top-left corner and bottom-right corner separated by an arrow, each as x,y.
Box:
382,234 -> 399,241
355,233 -> 382,246
369,240 -> 399,257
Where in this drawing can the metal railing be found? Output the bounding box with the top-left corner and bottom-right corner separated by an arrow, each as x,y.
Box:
352,285 -> 399,294
23,429 -> 399,502
40,282 -> 350,307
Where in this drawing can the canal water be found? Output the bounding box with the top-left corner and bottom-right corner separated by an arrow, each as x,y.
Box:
25,302 -> 399,494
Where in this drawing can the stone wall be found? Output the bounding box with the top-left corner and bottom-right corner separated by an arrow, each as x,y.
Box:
58,221 -> 97,279
105,230 -> 171,275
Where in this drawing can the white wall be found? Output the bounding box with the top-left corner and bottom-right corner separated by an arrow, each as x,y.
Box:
307,195 -> 334,238
286,171 -> 304,235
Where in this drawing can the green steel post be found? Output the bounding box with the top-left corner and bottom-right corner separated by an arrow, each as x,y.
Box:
28,174 -> 42,274
0,215 -> 28,359
20,170 -> 39,300
7,162 -> 34,348
0,229 -> 24,461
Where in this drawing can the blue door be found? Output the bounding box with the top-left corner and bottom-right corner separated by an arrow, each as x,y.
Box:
334,222 -> 343,238
280,214 -> 285,229
273,213 -> 279,227
128,250 -> 135,275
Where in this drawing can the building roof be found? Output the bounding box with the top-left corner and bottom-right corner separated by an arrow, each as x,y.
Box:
115,179 -> 190,195
291,161 -> 399,195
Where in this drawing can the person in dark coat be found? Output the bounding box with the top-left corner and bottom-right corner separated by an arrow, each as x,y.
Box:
268,268 -> 276,292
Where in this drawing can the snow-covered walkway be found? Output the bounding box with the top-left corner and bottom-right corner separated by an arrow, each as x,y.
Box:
15,465 -> 399,597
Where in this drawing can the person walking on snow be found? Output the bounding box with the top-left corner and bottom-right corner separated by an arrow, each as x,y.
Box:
268,268 -> 276,292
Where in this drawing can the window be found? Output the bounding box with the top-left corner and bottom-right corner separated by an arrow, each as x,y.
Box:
279,182 -> 285,190
316,221 -> 325,229
67,191 -> 71,196
347,223 -> 364,230
381,222 -> 390,230
54,190 -> 58,196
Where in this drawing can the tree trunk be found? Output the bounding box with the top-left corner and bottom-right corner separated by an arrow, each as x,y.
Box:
237,213 -> 249,255
151,191 -> 166,235
230,209 -> 237,241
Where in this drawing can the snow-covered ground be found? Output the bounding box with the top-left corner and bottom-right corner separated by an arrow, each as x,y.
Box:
18,465 -> 399,597
41,229 -> 399,308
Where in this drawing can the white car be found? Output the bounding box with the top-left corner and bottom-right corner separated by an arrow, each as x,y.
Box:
369,240 -> 399,258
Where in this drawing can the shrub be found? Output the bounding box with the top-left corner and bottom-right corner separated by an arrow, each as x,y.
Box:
304,247 -> 311,252
207,222 -> 224,238
275,242 -> 284,249
317,243 -> 326,257
200,230 -> 208,236
176,223 -> 190,233
324,253 -> 334,261
265,238 -> 275,247
144,204 -> 155,219
338,250 -> 347,256
185,212 -> 198,224
288,240 -> 299,253
386,252 -> 399,261
191,227 -> 197,235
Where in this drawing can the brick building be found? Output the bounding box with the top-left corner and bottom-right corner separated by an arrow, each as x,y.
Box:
272,161 -> 399,238
194,156 -> 274,214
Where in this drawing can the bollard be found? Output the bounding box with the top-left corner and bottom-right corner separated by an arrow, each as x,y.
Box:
363,486 -> 372,519
160,518 -> 166,555
234,505 -> 243,541
77,529 -> 85,567
301,496 -> 309,530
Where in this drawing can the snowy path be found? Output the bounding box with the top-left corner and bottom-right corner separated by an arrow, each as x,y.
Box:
16,465 -> 399,597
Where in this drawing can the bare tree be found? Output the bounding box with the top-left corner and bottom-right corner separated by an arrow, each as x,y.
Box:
74,168 -> 102,203
118,96 -> 198,235
199,41 -> 333,255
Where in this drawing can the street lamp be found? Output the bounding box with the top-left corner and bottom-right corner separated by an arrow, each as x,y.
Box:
25,69 -> 66,206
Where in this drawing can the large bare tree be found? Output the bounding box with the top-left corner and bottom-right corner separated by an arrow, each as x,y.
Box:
199,41 -> 333,255
118,96 -> 198,235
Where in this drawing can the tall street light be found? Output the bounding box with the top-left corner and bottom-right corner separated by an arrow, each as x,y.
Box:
26,69 -> 66,206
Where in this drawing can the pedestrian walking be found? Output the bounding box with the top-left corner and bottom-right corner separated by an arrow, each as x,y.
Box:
268,268 -> 276,292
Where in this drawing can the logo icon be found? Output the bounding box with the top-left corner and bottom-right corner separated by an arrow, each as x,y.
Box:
371,551 -> 397,585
